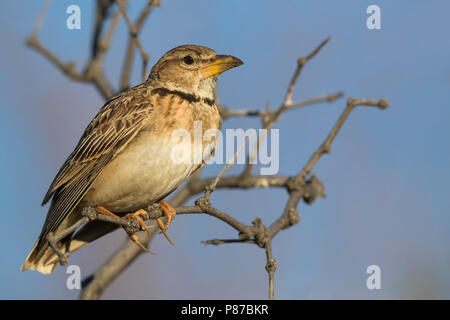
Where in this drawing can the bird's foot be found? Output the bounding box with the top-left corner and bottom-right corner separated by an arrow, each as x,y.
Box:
156,200 -> 176,246
96,206 -> 153,254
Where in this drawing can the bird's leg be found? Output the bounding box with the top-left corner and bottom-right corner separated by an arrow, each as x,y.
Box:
156,200 -> 176,246
96,206 -> 153,254
96,205 -> 120,218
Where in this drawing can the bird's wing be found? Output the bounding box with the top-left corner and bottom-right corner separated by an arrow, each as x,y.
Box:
39,85 -> 153,245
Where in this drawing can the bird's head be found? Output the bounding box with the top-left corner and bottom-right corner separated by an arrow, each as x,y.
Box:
148,44 -> 243,99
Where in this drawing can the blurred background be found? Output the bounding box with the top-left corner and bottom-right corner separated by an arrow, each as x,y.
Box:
1,0 -> 449,299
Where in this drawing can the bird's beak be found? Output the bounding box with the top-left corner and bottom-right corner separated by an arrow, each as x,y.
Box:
199,55 -> 243,79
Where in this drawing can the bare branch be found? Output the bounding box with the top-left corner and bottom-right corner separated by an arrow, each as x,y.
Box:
30,0 -> 51,38
80,222 -> 159,300
91,7 -> 121,63
219,91 -> 344,120
283,37 -> 331,108
265,241 -> 276,300
267,97 -> 389,239
119,0 -> 160,90
92,0 -> 115,58
240,38 -> 334,178
27,1 -> 116,100
27,36 -> 85,81
201,239 -> 256,246
203,130 -> 257,200
297,97 -> 389,181
117,0 -> 151,83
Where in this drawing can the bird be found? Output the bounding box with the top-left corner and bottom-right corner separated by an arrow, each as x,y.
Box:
22,44 -> 243,274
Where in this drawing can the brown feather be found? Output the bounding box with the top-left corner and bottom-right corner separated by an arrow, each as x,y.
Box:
38,84 -> 153,249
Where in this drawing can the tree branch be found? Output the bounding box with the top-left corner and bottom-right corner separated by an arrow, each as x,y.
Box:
27,1 -> 118,100
119,0 -> 160,90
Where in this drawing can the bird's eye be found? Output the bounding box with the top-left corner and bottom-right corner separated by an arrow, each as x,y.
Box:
183,55 -> 194,65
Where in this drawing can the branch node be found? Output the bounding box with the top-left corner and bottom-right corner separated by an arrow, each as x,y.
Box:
64,61 -> 78,75
130,29 -> 138,38
378,98 -> 390,110
26,35 -> 38,47
146,203 -> 162,219
123,219 -> 141,235
303,175 -> 326,204
286,208 -> 300,227
347,97 -> 356,105
252,217 -> 269,248
286,177 -> 304,193
202,239 -> 222,246
326,91 -> 344,101
195,196 -> 212,212
297,57 -> 307,67
81,207 -> 97,221
265,257 -> 277,274
238,231 -> 251,241
322,142 -> 332,154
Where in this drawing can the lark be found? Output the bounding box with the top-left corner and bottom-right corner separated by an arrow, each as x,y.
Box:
22,45 -> 243,274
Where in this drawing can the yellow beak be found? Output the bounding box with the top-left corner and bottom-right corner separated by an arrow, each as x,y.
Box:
199,55 -> 243,80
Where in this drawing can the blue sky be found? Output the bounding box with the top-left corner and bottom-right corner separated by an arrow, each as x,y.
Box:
0,0 -> 449,299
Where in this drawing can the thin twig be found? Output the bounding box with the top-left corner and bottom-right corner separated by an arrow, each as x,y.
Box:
117,0 -> 150,82
220,91 -> 344,120
28,0 -> 116,100
204,130 -> 257,198
241,38 -> 334,177
265,241 -> 276,300
297,97 -> 389,181
92,8 -> 121,63
201,239 -> 256,246
283,37 -> 331,109
119,0 -> 159,88
30,0 -> 51,38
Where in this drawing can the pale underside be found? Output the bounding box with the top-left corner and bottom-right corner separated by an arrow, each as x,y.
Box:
82,128 -> 216,212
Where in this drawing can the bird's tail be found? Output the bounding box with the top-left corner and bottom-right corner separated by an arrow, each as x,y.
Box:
21,220 -> 118,274
21,237 -> 68,274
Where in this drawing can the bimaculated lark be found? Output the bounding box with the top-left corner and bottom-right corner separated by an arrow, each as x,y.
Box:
22,45 -> 243,274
